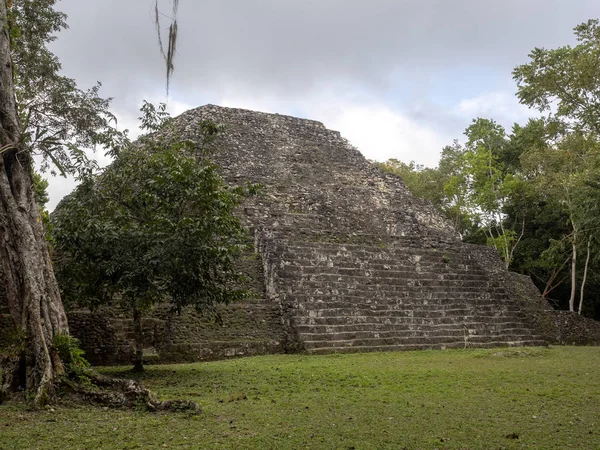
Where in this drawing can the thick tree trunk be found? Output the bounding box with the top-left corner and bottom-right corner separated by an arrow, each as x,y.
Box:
132,304 -> 144,373
578,237 -> 591,316
0,1 -> 68,407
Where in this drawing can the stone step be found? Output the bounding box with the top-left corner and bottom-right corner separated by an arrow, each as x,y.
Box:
268,234 -> 457,249
285,295 -> 516,306
280,283 -> 508,296
298,327 -> 537,342
285,275 -> 503,289
279,270 -> 492,284
291,314 -> 531,327
278,250 -> 476,266
274,245 -> 480,258
278,258 -> 486,274
290,304 -> 526,317
282,293 -> 508,304
279,242 -> 468,256
278,265 -> 493,278
293,315 -> 531,327
287,290 -> 510,300
294,317 -> 533,330
278,241 -> 471,255
291,313 -> 528,325
279,266 -> 492,281
276,239 -> 464,251
305,339 -> 548,354
302,332 -> 541,348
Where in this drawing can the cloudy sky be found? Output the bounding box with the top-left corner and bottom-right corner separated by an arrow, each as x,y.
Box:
44,0 -> 599,210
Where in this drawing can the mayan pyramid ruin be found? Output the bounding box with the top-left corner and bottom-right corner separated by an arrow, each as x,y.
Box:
11,105 -> 556,364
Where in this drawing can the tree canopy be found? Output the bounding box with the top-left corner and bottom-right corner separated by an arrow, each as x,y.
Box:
11,0 -> 121,177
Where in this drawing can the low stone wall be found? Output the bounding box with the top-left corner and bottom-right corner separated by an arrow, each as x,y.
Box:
67,301 -> 285,366
551,311 -> 600,345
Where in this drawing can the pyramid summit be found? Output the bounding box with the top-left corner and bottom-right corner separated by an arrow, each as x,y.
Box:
180,104 -> 455,238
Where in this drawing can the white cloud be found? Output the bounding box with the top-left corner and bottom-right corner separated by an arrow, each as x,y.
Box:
455,91 -> 533,130
314,103 -> 449,167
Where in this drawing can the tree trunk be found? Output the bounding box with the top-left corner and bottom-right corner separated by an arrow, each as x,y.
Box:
0,0 -> 68,407
578,237 -> 591,316
569,235 -> 577,312
132,304 -> 144,373
541,256 -> 570,298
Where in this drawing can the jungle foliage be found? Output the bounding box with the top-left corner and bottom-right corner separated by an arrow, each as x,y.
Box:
379,20 -> 600,318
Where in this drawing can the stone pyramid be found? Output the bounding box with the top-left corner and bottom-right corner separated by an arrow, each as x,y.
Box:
167,105 -> 552,355
39,105 -> 556,364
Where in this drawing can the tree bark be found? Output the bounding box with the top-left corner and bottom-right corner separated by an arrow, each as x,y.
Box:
541,256 -> 570,298
0,0 -> 68,407
578,237 -> 591,315
132,304 -> 144,373
569,234 -> 577,312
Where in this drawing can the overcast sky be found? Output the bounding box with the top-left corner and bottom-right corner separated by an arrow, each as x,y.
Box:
43,0 -> 599,210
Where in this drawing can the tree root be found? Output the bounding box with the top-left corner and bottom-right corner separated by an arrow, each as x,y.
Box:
56,372 -> 200,413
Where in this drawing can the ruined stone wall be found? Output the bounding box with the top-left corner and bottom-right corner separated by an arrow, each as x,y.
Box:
67,301 -> 284,366
65,248 -> 285,366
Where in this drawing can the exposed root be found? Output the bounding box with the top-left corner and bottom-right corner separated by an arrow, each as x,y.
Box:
57,372 -> 200,413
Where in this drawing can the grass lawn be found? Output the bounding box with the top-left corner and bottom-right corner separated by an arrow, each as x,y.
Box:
0,346 -> 599,449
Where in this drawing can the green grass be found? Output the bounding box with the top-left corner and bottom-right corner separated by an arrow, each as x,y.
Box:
1,346 -> 599,449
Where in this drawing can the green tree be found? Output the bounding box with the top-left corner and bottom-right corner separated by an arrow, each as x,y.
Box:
377,145 -> 477,237
514,19 -> 600,314
52,104 -> 255,372
0,0 -> 121,406
513,19 -> 600,136
11,0 -> 120,175
521,132 -> 600,312
439,119 -> 527,267
377,159 -> 446,207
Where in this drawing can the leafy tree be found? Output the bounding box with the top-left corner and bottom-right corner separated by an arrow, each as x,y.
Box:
0,0 -> 120,406
32,172 -> 52,234
377,146 -> 477,237
513,19 -> 600,136
377,159 -> 446,206
514,19 -> 600,315
578,170 -> 600,314
433,119 -> 527,267
520,132 -> 600,312
32,173 -> 49,209
11,0 -> 121,175
52,104 -> 256,372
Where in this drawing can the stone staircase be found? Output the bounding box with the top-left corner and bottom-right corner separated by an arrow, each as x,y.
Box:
257,227 -> 547,354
